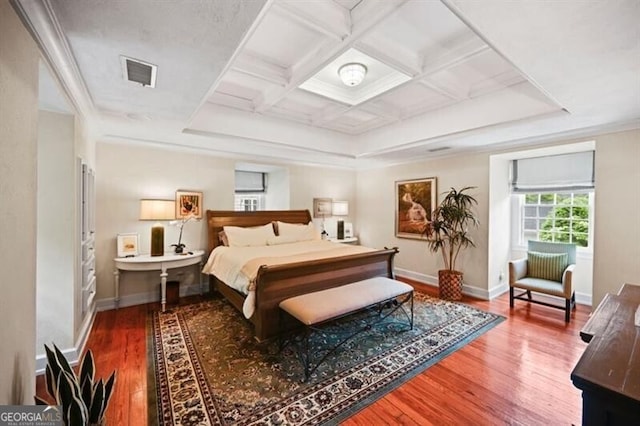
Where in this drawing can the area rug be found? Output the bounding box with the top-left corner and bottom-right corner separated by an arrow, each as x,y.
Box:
148,292 -> 504,425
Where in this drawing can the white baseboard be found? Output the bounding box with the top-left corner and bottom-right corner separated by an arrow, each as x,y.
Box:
35,306 -> 97,375
488,283 -> 509,299
394,268 -> 437,286
394,269 -> 592,306
394,268 -> 491,300
575,291 -> 592,307
96,282 -> 209,312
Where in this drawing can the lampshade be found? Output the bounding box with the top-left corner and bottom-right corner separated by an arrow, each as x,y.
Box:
139,199 -> 175,221
338,63 -> 367,87
332,200 -> 349,216
140,199 -> 174,257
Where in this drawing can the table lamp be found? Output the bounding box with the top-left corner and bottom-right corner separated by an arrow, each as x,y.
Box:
332,200 -> 349,240
139,199 -> 175,256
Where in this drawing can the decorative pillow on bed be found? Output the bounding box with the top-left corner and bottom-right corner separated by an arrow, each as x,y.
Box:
276,221 -> 320,242
218,231 -> 229,246
223,223 -> 275,247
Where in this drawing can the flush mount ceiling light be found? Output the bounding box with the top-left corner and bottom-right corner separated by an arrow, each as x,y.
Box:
338,63 -> 367,87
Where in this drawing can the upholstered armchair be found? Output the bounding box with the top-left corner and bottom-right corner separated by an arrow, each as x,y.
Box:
509,241 -> 577,322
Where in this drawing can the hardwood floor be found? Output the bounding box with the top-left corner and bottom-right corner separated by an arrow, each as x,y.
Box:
37,282 -> 590,425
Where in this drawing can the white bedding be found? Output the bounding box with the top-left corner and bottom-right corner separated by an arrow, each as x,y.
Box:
201,240 -> 373,318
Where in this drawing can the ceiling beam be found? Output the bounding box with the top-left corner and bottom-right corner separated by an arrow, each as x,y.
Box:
353,38 -> 422,76
232,52 -> 289,86
273,0 -> 351,41
418,79 -> 468,102
421,35 -> 488,76
207,93 -> 255,112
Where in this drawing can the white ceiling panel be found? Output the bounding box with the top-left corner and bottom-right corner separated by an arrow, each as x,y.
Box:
244,8 -> 329,69
376,82 -> 454,115
363,0 -> 472,58
17,0 -> 639,168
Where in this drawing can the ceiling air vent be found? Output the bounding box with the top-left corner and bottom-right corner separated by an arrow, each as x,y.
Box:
120,56 -> 157,88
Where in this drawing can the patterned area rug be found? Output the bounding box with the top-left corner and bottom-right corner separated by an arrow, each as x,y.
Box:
148,292 -> 503,425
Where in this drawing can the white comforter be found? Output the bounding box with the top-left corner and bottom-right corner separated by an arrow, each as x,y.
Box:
202,240 -> 373,318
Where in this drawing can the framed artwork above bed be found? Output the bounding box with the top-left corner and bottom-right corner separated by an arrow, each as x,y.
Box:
395,177 -> 437,240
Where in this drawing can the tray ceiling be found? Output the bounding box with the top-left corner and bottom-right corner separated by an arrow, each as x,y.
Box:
193,0 -> 559,136
17,0 -> 640,168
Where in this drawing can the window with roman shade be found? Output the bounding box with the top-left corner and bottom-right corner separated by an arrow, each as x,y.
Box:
511,151 -> 594,193
234,171 -> 266,211
511,150 -> 595,249
235,171 -> 266,193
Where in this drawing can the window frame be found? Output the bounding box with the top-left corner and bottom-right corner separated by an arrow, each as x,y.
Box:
511,191 -> 594,254
234,193 -> 265,212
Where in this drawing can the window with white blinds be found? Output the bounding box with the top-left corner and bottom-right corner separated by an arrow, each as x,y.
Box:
511,151 -> 595,193
234,171 -> 266,211
235,171 -> 265,193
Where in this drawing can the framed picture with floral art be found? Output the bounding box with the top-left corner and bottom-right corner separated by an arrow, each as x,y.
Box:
176,190 -> 203,219
395,177 -> 437,240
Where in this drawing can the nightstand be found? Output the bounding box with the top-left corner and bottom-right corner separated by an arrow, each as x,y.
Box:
328,237 -> 359,244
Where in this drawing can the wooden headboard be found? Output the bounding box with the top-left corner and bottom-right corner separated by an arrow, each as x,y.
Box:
206,209 -> 312,252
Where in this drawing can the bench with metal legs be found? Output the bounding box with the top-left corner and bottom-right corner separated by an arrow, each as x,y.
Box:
278,277 -> 414,382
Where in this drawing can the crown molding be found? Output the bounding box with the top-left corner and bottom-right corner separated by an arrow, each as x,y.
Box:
11,0 -> 97,122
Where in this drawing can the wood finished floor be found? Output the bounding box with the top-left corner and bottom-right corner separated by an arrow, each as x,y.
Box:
37,281 -> 590,425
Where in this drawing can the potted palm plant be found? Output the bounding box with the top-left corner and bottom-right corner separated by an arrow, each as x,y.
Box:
424,186 -> 479,300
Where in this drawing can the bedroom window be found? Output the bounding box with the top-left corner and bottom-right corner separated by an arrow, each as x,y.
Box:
234,194 -> 263,211
513,192 -> 593,248
510,150 -> 595,250
234,170 -> 265,211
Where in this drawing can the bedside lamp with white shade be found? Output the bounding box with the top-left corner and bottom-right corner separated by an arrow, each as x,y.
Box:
139,199 -> 175,256
332,200 -> 349,240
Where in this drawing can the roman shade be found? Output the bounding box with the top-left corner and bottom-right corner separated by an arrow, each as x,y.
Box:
511,151 -> 595,193
235,171 -> 265,193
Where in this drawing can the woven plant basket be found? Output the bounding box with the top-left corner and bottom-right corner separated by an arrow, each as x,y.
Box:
438,270 -> 463,301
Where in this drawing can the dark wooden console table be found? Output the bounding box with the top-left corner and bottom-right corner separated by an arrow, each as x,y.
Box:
571,283 -> 640,425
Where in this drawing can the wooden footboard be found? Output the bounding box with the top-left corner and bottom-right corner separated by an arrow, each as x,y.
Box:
205,209 -> 399,342
253,247 -> 398,342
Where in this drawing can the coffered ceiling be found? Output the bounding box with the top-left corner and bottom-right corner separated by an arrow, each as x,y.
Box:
14,0 -> 640,168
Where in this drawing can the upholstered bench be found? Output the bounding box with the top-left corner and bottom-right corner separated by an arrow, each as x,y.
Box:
279,276 -> 414,381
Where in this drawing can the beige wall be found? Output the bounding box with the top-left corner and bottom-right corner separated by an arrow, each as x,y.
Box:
95,141 -> 357,305
593,130 -> 640,307
0,2 -> 39,404
356,130 -> 640,307
356,152 -> 490,295
36,111 -> 76,352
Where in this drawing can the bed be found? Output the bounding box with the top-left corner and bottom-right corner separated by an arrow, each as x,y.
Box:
203,209 -> 398,342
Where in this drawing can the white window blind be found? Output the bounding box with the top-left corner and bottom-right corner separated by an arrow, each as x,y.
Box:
511,151 -> 595,193
235,171 -> 265,193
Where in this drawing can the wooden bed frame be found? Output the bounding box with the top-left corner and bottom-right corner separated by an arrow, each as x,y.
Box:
206,209 -> 398,342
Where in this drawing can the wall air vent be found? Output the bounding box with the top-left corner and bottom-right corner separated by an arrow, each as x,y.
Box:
120,56 -> 157,88
428,146 -> 451,153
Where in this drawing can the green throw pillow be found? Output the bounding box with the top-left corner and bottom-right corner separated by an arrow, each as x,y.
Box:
527,251 -> 568,282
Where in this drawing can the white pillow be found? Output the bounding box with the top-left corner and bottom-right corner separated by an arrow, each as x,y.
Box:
266,235 -> 300,246
277,221 -> 320,242
223,223 -> 275,247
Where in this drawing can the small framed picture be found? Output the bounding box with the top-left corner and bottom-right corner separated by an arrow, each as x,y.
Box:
117,233 -> 139,257
313,198 -> 333,218
176,190 -> 203,219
